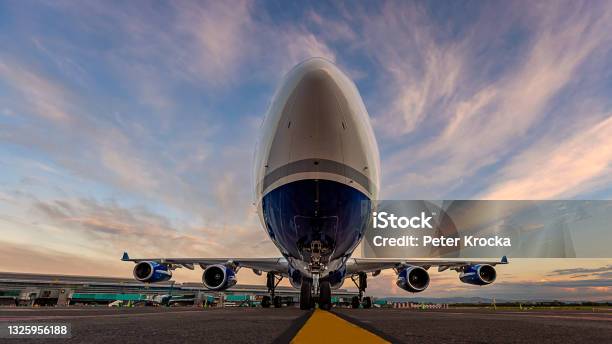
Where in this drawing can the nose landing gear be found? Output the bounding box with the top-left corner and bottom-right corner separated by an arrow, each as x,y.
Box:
299,277 -> 332,310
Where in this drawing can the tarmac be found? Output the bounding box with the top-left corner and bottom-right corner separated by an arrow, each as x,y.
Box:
0,306 -> 610,343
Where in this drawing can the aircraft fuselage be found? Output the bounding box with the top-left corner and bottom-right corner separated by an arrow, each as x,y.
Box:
254,58 -> 380,288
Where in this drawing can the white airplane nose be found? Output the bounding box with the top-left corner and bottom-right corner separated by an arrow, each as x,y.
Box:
254,58 -> 380,200
287,57 -> 341,81
282,67 -> 346,166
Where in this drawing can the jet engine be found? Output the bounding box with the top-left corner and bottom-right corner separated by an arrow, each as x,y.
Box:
202,264 -> 237,291
459,264 -> 497,285
133,261 -> 172,283
396,266 -> 430,292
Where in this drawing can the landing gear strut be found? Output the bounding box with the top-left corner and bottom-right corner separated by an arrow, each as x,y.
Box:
350,272 -> 372,309
262,272 -> 283,308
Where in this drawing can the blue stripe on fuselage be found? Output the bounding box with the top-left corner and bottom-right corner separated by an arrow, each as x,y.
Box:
261,179 -> 371,263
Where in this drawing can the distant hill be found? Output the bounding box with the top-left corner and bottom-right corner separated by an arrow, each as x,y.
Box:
376,296 -> 610,304
380,296 -> 500,304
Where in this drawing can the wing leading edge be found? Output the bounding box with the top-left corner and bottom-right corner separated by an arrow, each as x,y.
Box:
121,251 -> 507,276
121,252 -> 289,275
346,256 -> 508,274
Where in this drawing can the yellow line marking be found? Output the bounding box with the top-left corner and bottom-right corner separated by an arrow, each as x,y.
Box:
291,309 -> 390,343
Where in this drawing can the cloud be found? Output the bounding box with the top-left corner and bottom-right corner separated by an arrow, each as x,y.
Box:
0,242 -> 131,277
177,1 -> 336,79
0,58 -> 73,122
481,115 -> 612,199
361,2 -> 465,136
549,265 -> 612,276
31,197 -> 277,259
282,32 -> 336,68
307,10 -> 357,42
98,135 -> 160,192
99,1 -> 334,86
0,56 -> 250,224
527,279 -> 611,288
174,0 -> 255,84
0,1 -> 342,234
360,1 -> 612,199
0,196 -> 279,284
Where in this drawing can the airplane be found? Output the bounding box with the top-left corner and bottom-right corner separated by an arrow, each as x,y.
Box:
121,57 -> 508,310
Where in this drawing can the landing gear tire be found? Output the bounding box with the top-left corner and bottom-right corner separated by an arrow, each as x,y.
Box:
362,296 -> 372,309
350,272 -> 370,309
261,296 -> 271,308
318,281 -> 332,310
351,296 -> 360,309
300,280 -> 312,310
266,272 -> 283,309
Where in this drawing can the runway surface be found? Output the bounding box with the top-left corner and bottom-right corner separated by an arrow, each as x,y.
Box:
0,306 -> 610,343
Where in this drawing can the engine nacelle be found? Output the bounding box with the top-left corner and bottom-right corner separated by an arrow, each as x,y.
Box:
133,261 -> 172,283
459,264 -> 497,285
202,264 -> 237,291
396,266 -> 430,292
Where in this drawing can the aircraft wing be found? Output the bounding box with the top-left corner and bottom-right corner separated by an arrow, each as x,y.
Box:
346,256 -> 508,274
121,252 -> 289,275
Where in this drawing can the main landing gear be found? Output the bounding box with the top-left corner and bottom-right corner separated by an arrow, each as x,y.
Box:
350,272 -> 372,309
262,272 -> 283,308
299,278 -> 332,310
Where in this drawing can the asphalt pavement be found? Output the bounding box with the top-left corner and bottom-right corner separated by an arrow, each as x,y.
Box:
0,306 -> 610,343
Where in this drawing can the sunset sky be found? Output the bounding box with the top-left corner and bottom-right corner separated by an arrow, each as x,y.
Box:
0,1 -> 610,300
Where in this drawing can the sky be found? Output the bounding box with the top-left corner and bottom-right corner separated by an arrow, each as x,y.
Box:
0,1 -> 610,301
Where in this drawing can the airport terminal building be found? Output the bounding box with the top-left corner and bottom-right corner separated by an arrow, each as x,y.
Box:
0,272 -> 358,307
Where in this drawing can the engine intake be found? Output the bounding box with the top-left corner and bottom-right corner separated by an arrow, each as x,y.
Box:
459,264 -> 497,285
397,266 -> 430,292
133,261 -> 172,283
202,265 -> 237,291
